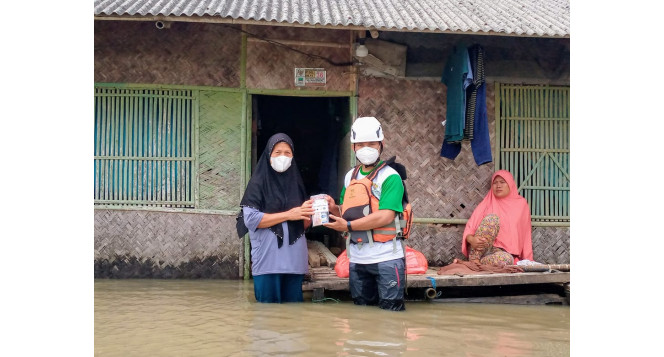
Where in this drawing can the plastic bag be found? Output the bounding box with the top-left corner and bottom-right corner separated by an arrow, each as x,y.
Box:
334,250 -> 350,278
405,246 -> 428,274
334,246 -> 428,278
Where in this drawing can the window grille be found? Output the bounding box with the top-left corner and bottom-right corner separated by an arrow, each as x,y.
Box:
497,84 -> 570,222
94,87 -> 196,207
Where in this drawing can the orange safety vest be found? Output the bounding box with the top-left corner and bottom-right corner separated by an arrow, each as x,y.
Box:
341,162 -> 411,244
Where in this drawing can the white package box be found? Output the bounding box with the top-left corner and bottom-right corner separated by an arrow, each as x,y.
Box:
311,194 -> 329,227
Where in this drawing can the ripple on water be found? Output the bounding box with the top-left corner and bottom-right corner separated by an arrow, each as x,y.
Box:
95,280 -> 570,356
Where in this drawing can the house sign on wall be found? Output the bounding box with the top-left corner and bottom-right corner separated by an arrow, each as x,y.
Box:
295,68 -> 326,86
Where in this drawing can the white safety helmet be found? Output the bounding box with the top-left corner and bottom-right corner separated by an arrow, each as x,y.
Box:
350,116 -> 384,143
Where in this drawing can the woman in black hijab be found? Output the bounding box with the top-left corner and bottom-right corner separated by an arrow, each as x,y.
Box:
237,133 -> 313,303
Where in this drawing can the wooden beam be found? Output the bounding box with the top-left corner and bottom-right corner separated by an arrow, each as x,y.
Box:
247,37 -> 349,49
308,240 -> 338,268
432,294 -> 567,305
302,267 -> 570,291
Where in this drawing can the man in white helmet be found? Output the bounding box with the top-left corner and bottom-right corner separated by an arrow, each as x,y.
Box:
324,116 -> 406,311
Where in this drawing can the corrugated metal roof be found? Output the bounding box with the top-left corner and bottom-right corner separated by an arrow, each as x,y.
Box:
94,0 -> 570,37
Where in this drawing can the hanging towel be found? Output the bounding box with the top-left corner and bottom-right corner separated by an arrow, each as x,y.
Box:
463,45 -> 486,141
441,84 -> 491,165
440,44 -> 492,166
469,83 -> 492,165
441,44 -> 472,144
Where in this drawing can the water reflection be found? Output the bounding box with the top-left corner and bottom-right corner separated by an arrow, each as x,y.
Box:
95,280 -> 569,356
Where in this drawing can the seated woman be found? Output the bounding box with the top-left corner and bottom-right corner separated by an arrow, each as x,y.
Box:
236,133 -> 314,303
459,170 -> 533,266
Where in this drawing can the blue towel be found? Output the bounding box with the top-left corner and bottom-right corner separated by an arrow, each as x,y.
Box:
440,84 -> 492,165
470,84 -> 492,165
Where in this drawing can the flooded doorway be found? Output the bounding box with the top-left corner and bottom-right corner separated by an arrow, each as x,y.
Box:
251,95 -> 352,250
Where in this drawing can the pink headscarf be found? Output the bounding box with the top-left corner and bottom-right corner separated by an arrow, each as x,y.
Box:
462,170 -> 533,262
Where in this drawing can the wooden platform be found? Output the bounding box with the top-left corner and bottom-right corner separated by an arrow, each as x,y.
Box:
303,267 -> 570,292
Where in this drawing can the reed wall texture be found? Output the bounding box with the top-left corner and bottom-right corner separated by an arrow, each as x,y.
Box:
94,21 -> 241,87
94,209 -> 241,278
245,25 -> 352,91
358,75 -> 569,265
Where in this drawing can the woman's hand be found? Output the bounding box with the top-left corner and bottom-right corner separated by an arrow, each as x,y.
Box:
288,199 -> 314,221
257,200 -> 314,228
467,234 -> 489,250
323,213 -> 348,232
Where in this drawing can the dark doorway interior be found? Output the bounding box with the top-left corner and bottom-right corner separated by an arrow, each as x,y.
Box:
252,95 -> 351,249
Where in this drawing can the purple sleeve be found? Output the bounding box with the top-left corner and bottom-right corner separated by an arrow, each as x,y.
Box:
242,206 -> 265,232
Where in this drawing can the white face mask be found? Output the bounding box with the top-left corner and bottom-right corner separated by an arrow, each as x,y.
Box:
355,147 -> 380,165
270,155 -> 292,172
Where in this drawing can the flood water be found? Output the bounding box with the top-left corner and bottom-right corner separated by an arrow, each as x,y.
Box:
94,280 -> 569,356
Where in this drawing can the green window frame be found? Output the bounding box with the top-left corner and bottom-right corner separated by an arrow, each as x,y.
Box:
496,84 -> 570,222
94,87 -> 198,208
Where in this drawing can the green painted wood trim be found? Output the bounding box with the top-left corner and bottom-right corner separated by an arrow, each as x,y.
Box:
94,206 -> 238,216
349,94 -> 358,164
246,88 -> 353,97
530,222 -> 569,227
413,217 -> 569,227
502,117 -> 570,121
245,93 -> 252,185
501,148 -> 570,153
95,84 -> 352,97
240,28 -> 247,89
494,82 -> 501,171
499,84 -> 569,90
193,90 -> 200,208
493,82 -> 570,222
95,200 -> 194,206
94,93 -> 195,99
94,82 -> 245,93
414,218 -> 468,225
241,90 -> 251,280
240,93 -> 247,200
94,156 -> 194,161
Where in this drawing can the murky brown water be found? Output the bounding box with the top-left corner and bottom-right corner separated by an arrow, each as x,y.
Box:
94,280 -> 569,356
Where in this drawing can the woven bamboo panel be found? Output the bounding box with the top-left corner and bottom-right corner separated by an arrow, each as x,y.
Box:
247,25 -> 351,43
198,90 -> 243,210
246,26 -> 351,91
358,76 -> 496,219
94,209 -> 241,278
408,224 -> 466,266
408,224 -> 570,266
94,21 -> 240,87
532,227 -> 570,264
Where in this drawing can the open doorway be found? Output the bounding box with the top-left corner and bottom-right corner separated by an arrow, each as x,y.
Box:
251,95 -> 352,250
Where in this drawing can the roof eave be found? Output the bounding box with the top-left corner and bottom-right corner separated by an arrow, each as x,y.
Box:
94,15 -> 569,39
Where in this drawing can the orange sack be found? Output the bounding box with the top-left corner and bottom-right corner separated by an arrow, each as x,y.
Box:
334,246 -> 428,278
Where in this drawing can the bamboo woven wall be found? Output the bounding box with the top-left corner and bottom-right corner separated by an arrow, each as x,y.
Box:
94,209 -> 241,278
358,75 -> 569,264
198,91 -> 244,210
245,26 -> 352,91
94,21 -> 241,87
408,225 -> 569,265
358,76 -> 496,219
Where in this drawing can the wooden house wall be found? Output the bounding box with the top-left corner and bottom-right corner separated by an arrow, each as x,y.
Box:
94,209 -> 241,278
198,91 -> 244,210
94,21 -> 245,278
94,21 -> 241,87
245,26 -> 352,91
93,21 -> 570,279
358,75 -> 569,264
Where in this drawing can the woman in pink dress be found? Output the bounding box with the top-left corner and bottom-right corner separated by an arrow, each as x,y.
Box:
460,170 -> 533,266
